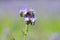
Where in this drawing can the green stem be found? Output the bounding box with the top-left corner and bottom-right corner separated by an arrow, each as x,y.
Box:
24,24 -> 28,40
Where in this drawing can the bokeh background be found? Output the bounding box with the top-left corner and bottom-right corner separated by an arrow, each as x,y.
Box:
0,0 -> 60,40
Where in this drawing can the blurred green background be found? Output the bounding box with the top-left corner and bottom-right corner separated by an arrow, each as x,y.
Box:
0,0 -> 60,40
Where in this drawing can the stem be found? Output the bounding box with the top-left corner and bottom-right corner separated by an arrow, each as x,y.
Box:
24,24 -> 28,40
